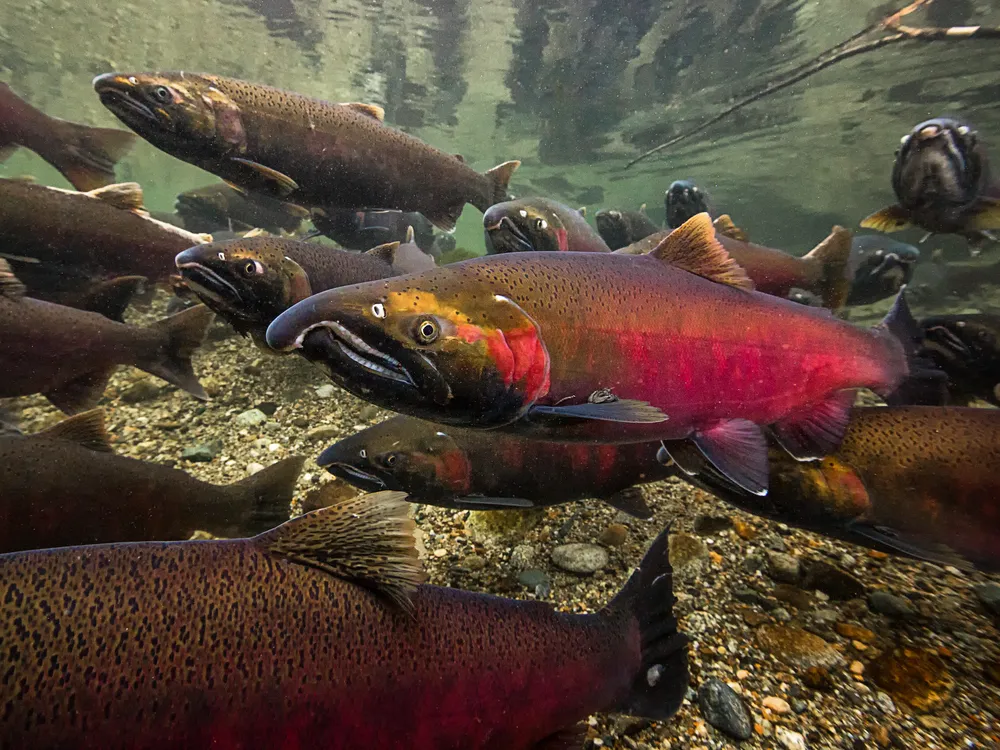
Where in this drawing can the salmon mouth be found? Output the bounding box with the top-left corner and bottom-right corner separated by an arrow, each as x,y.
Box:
484,216 -> 535,254
95,86 -> 161,127
319,460 -> 392,492
297,323 -> 418,388
175,261 -> 245,312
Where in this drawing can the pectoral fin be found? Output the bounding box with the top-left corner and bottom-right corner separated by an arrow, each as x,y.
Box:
847,522 -> 973,570
770,390 -> 855,461
860,205 -> 911,233
689,419 -> 769,496
602,486 -> 653,519
230,158 -> 299,197
528,399 -> 668,423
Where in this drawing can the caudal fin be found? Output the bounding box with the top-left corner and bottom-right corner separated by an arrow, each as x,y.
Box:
230,456 -> 305,534
604,527 -> 689,720
876,288 -> 945,403
801,226 -> 853,310
47,121 -> 137,191
139,304 -> 214,400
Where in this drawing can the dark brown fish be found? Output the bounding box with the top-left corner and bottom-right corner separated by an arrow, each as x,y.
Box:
317,414 -> 666,517
915,313 -> 1000,406
618,218 -> 853,310
0,409 -> 302,551
595,206 -> 659,250
484,197 -> 610,253
0,178 -> 210,304
671,406 -> 1000,571
94,72 -> 520,230
175,182 -> 308,234
175,235 -> 402,344
0,491 -> 687,749
310,206 -> 437,252
0,81 -> 135,191
0,260 -> 212,413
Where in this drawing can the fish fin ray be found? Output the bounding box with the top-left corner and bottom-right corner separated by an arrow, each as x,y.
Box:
140,305 -> 214,400
771,390 -> 855,460
45,123 -> 136,191
0,259 -> 26,298
602,486 -> 653,519
712,214 -> 748,242
256,490 -> 424,612
230,158 -> 299,197
860,205 -> 911,233
423,205 -> 462,232
44,369 -> 113,415
453,495 -> 536,509
231,456 -> 304,534
484,159 -> 521,205
35,408 -> 114,452
81,275 -> 146,322
341,102 -> 385,121
528,399 -> 668,424
801,226 -> 853,310
85,181 -> 144,211
650,213 -> 754,290
0,143 -> 19,162
605,524 -> 688,720
364,241 -> 400,264
690,419 -> 769,495
847,523 -> 974,570
877,288 -> 946,403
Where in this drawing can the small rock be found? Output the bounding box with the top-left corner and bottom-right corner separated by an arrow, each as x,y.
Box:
697,678 -> 753,741
291,416 -> 309,428
743,610 -> 770,627
599,523 -> 628,547
733,587 -> 770,608
973,582 -> 1000,615
736,669 -> 750,680
509,544 -> 537,570
773,584 -> 816,611
255,401 -> 279,416
551,543 -> 608,574
120,379 -> 161,403
693,514 -> 733,534
776,727 -> 806,750
733,518 -> 757,540
868,647 -> 954,713
772,607 -> 792,623
358,404 -> 381,421
235,408 -> 268,428
917,716 -> 948,731
305,425 -> 340,441
180,442 -> 221,462
802,666 -> 835,692
874,691 -> 896,715
246,462 -> 265,475
868,591 -> 915,618
755,625 -> 843,670
669,533 -> 708,577
791,698 -> 808,713
315,384 -> 337,398
850,660 -> 865,675
767,551 -> 801,583
467,509 -> 543,541
743,554 -> 767,574
801,560 -> 865,600
762,696 -> 791,715
834,622 -> 876,643
459,554 -> 486,572
518,568 -> 551,596
810,609 -> 840,629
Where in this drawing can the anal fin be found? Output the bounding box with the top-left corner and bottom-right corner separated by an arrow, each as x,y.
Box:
45,368 -> 113,415
860,205 -> 911,233
602,486 -> 653,519
35,408 -> 113,452
423,203 -> 463,233
689,419 -> 769,496
771,390 -> 855,461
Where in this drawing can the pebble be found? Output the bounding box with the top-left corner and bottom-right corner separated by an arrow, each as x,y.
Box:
773,583 -> 816,611
868,647 -> 954,712
598,523 -> 628,547
973,582 -> 1000,615
235,408 -> 268,428
834,622 -> 876,643
518,568 -> 551,597
693,514 -> 733,534
776,727 -> 806,750
459,554 -> 485,571
120,379 -> 161,403
767,551 -> 801,583
802,666 -> 835,692
801,560 -> 866,600
762,696 -> 791,714
508,544 -> 537,570
181,442 -> 221,462
868,591 -> 915,618
246,462 -> 265,474
669,533 -> 708,577
874,691 -> 897,715
551,543 -> 608,574
850,660 -> 865,675
697,678 -> 753,741
791,698 -> 808,713
315,384 -> 337,398
305,425 -> 340,441
755,625 -> 843,670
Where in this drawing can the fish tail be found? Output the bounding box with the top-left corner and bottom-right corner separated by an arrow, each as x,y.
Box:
45,121 -> 137,191
483,159 -> 521,206
876,288 -> 945,403
802,225 -> 853,310
603,526 -> 688,720
230,456 -> 305,534
139,304 -> 214,400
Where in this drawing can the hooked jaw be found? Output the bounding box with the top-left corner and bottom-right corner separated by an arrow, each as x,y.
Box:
291,322 -> 418,388
484,215 -> 534,254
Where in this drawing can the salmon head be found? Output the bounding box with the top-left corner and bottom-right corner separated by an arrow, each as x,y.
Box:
316,417 -> 472,498
594,210 -> 631,250
94,72 -> 246,159
484,199 -> 572,253
665,180 -> 709,229
175,237 -> 311,336
892,118 -> 988,212
265,265 -> 551,427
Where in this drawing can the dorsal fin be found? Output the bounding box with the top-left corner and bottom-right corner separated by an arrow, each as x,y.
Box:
650,213 -> 754,290
713,214 -> 749,242
365,241 -> 400,265
405,225 -> 415,244
0,259 -> 26,298
35,409 -> 114,452
86,182 -> 145,211
256,490 -> 424,611
243,227 -> 269,238
453,153 -> 465,163
82,276 -> 146,322
342,102 -> 385,121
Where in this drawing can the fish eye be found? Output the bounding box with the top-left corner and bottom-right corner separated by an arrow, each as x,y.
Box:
359,449 -> 367,459
415,318 -> 440,344
534,218 -> 547,231
385,453 -> 398,467
151,85 -> 173,103
217,252 -> 226,261
518,209 -> 528,218
243,260 -> 264,275
371,302 -> 386,319
609,210 -> 621,219
127,76 -> 139,85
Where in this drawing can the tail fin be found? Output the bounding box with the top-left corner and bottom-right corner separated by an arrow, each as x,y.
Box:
46,121 -> 137,191
604,527 -> 689,720
876,288 -> 945,402
230,456 -> 305,534
484,159 -> 520,205
140,304 -> 214,400
801,226 -> 853,310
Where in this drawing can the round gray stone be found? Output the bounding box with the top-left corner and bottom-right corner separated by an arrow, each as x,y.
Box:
551,543 -> 609,574
698,678 -> 753,741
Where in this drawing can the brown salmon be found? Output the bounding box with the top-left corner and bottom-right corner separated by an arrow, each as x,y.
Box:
0,260 -> 212,413
0,409 -> 301,551
0,491 -> 687,748
484,197 -> 610,253
93,72 -> 520,230
317,414 -> 665,517
0,81 -> 135,191
175,181 -> 308,234
595,206 -> 660,250
672,406 -> 1000,571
